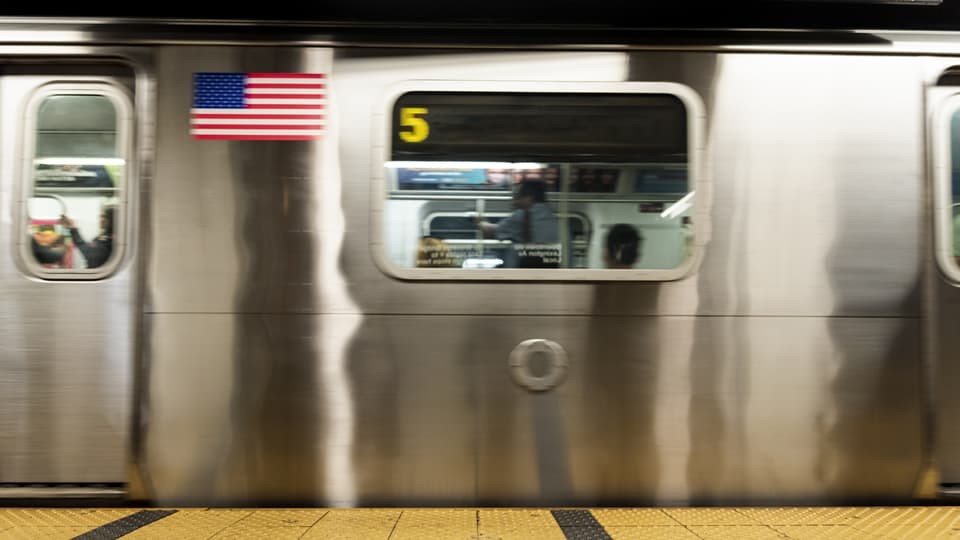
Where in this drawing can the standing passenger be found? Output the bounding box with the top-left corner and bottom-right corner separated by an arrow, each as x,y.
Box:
60,206 -> 115,269
474,179 -> 559,267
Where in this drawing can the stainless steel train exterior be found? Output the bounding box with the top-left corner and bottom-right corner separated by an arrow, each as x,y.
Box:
1,18 -> 959,507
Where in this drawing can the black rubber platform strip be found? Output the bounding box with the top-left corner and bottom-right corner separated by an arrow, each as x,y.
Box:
72,509 -> 177,539
551,510 -> 612,540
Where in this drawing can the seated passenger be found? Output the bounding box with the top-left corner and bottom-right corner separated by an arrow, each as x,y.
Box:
60,205 -> 115,269
31,227 -> 66,266
604,223 -> 642,269
416,236 -> 458,267
474,179 -> 560,268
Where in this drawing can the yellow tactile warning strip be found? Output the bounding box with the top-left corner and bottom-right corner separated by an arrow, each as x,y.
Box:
75,510 -> 177,539
0,509 -> 140,540
302,509 -> 399,538
479,509 -> 566,539
3,506 -> 960,539
123,509 -> 254,539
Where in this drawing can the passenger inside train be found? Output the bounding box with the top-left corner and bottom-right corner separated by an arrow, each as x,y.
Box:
383,163 -> 693,272
383,91 -> 694,274
604,223 -> 642,269
473,179 -> 560,268
60,206 -> 115,269
416,236 -> 458,268
30,226 -> 66,266
21,91 -> 126,274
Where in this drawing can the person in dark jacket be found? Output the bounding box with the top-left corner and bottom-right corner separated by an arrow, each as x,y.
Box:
60,206 -> 114,269
31,236 -> 65,265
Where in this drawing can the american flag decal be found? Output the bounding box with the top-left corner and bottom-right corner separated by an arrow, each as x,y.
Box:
191,72 -> 326,140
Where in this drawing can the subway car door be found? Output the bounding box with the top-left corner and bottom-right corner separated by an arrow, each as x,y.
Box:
0,59 -> 142,497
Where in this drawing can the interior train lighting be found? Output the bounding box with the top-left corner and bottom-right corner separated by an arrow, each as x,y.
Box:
660,191 -> 695,219
385,161 -> 545,170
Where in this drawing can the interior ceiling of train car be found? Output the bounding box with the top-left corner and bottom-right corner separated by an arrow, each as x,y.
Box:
0,0 -> 959,30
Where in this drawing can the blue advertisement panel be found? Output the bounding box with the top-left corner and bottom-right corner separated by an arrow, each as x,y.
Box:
633,166 -> 687,194
397,168 -> 502,190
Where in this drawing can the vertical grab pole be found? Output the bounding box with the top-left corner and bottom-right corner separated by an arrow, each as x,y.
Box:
476,198 -> 486,258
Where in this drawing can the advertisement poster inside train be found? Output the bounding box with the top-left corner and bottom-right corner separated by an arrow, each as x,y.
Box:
397,168 -> 497,190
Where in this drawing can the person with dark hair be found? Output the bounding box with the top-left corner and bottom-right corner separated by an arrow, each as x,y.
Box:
604,223 -> 642,269
31,234 -> 65,266
60,205 -> 115,269
474,179 -> 559,267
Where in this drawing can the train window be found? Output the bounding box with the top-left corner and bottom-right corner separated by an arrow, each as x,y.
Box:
373,81 -> 706,280
21,84 -> 132,278
936,94 -> 960,279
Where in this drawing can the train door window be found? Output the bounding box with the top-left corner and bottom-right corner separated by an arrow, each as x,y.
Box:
373,81 -> 706,280
21,84 -> 132,278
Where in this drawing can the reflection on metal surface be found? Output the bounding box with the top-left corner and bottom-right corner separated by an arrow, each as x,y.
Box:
660,191 -> 694,219
315,48 -> 359,506
0,486 -> 126,499
0,61 -> 137,487
138,46 -> 929,506
509,339 -> 568,392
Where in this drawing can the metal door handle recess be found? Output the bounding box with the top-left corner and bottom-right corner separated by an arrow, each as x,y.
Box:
509,339 -> 568,392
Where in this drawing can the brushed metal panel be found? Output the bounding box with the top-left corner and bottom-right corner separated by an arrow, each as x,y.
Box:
143,46 -> 928,506
143,313 -> 365,506
933,288 -> 960,481
924,59 -> 960,489
149,46 -> 334,315
0,59 -> 143,484
142,313 -> 921,505
329,51 -> 921,318
150,49 -> 921,317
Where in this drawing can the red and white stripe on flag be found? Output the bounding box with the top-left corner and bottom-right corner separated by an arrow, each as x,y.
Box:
190,72 -> 326,140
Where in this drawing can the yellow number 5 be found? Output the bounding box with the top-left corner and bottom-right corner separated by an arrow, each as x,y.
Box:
399,107 -> 429,143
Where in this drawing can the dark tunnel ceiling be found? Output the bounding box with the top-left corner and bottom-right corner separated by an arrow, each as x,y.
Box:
3,1 -> 960,31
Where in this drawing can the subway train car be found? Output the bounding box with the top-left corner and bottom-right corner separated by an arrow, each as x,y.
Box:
2,9 -> 960,507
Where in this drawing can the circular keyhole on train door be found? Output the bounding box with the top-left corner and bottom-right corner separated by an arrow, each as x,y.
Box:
527,350 -> 552,378
509,339 -> 567,392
